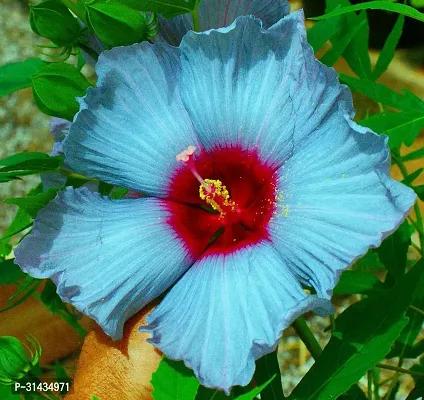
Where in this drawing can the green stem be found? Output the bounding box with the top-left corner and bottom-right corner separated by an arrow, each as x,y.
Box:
409,304 -> 424,316
59,169 -> 97,181
377,102 -> 384,113
191,9 -> 200,32
291,316 -> 322,359
60,0 -> 87,24
376,363 -> 424,377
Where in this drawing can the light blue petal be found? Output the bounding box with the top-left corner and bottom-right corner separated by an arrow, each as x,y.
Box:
269,120 -> 416,297
64,42 -> 199,197
158,0 -> 290,46
179,11 -> 318,165
142,242 -> 332,393
14,187 -> 193,340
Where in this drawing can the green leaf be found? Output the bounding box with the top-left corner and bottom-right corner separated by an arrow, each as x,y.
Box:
85,1 -> 149,48
412,184 -> 424,201
333,270 -> 385,296
151,357 -> 199,400
237,375 -> 276,400
254,350 -> 284,400
0,259 -> 26,285
401,147 -> 424,162
311,2 -> 424,24
289,258 -> 424,400
324,0 -> 372,78
352,250 -> 384,271
340,74 -> 424,112
402,168 -> 423,186
0,59 -> 47,98
377,220 -> 410,282
0,152 -> 50,167
4,188 -> 61,219
359,111 -> 424,149
31,62 -> 92,121
306,17 -> 341,53
372,14 -> 404,80
132,0 -> 197,18
320,19 -> 366,67
0,153 -> 63,183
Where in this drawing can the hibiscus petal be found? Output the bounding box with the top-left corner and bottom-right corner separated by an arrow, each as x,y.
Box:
142,241 -> 332,393
158,0 -> 290,46
270,120 -> 416,297
64,42 -> 199,197
180,12 -> 322,166
14,187 -> 194,340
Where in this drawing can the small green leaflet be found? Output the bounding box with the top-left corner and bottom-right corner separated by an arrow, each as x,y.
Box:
359,111 -> 424,149
322,0 -> 371,78
132,0 -> 197,18
402,168 -> 423,186
372,14 -> 404,80
320,19 -> 366,67
341,75 -> 424,148
289,259 -> 424,400
401,147 -> 424,162
0,58 -> 47,98
311,1 -> 424,24
4,188 -> 61,219
306,16 -> 341,53
340,74 -> 424,112
0,153 -> 63,182
152,357 -> 199,400
333,270 -> 385,296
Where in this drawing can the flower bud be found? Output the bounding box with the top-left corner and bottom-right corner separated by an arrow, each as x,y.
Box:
0,336 -> 41,384
29,0 -> 81,47
85,0 -> 148,48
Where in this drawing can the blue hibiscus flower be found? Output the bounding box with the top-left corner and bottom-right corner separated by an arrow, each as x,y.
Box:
15,10 -> 415,393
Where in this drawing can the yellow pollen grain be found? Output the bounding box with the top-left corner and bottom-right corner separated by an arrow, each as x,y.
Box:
199,179 -> 235,215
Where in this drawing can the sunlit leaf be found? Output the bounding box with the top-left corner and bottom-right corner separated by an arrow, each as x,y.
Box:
152,357 -> 199,400
0,59 -> 47,98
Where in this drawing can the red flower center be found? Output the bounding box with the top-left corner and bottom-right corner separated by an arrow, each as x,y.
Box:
166,145 -> 278,259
